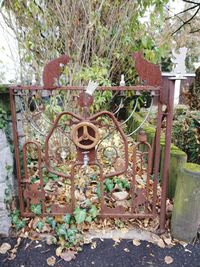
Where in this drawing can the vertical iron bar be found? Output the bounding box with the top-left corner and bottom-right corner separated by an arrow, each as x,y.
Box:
159,80 -> 175,232
152,102 -> 163,214
22,143 -> 30,211
9,89 -> 25,214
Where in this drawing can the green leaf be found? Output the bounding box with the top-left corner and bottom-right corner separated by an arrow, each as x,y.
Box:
62,214 -> 71,224
15,219 -> 26,231
30,204 -> 42,215
122,180 -> 130,190
74,208 -> 87,224
36,221 -> 44,231
43,176 -> 48,185
48,173 -> 59,181
46,216 -> 57,229
96,183 -> 101,199
85,216 -> 92,223
107,182 -> 114,192
56,224 -> 67,237
67,228 -> 77,237
89,205 -> 98,218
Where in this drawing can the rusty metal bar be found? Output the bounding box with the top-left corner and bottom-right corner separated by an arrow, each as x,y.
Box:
159,80 -> 175,232
9,85 -> 161,92
9,88 -> 25,214
152,102 -> 163,215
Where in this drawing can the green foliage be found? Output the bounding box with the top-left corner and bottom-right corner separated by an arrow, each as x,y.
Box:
36,220 -> 44,231
11,209 -> 26,231
0,106 -> 7,130
2,0 -> 170,86
172,110 -> 200,164
74,208 -> 87,224
62,214 -> 71,224
30,204 -> 42,215
46,216 -> 57,230
104,177 -> 130,192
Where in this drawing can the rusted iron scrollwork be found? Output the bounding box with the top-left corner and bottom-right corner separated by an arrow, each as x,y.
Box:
9,52 -> 175,232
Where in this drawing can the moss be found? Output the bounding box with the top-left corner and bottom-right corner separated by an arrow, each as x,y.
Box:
171,145 -> 180,151
183,163 -> 200,173
0,85 -> 8,93
170,149 -> 187,157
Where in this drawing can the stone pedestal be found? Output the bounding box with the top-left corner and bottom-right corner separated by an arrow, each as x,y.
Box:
0,129 -> 14,236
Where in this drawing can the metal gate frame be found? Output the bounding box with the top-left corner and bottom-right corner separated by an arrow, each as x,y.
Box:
9,54 -> 175,233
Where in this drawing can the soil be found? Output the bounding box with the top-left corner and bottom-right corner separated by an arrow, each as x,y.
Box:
0,237 -> 200,267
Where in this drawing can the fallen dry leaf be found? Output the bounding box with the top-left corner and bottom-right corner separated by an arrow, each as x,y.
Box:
184,248 -> 192,253
60,250 -> 76,262
112,237 -> 121,247
179,241 -> 188,247
8,253 -> 16,260
47,256 -> 56,266
164,256 -> 174,264
157,239 -> 165,248
163,237 -> 172,246
46,234 -> 57,245
83,237 -> 92,244
34,244 -> 42,248
132,239 -> 141,246
0,243 -> 11,254
56,246 -> 63,257
91,241 -> 97,249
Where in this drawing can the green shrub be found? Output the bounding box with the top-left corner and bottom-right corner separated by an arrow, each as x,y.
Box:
172,110 -> 200,164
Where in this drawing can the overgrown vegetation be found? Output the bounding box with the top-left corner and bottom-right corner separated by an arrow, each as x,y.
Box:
1,0 -> 170,85
172,109 -> 200,164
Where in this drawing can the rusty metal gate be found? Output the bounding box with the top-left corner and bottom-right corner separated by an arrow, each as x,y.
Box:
9,53 -> 175,232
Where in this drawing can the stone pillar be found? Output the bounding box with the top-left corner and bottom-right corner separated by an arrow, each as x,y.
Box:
171,163 -> 200,242
0,129 -> 14,236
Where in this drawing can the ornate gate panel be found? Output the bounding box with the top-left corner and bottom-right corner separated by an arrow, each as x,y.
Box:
9,53 -> 175,232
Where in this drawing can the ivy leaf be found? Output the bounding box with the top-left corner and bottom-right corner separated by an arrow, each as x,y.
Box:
15,219 -> 26,231
85,216 -> 92,223
56,224 -> 67,237
36,221 -> 44,231
43,176 -> 48,185
89,205 -> 98,218
107,182 -> 114,192
67,229 -> 77,237
74,208 -> 86,224
31,204 -> 42,215
96,183 -> 102,199
62,214 -> 71,224
11,213 -> 19,224
46,217 -> 57,230
48,173 -> 58,181
122,180 -> 130,190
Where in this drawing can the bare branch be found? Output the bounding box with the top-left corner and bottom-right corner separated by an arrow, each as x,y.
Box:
182,0 -> 200,5
190,28 -> 200,33
172,6 -> 200,35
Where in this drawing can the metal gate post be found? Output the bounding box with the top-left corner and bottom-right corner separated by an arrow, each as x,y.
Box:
159,79 -> 175,232
9,88 -> 24,214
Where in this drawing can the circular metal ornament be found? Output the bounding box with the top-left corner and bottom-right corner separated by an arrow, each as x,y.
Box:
103,146 -> 118,163
114,157 -> 126,172
71,121 -> 100,150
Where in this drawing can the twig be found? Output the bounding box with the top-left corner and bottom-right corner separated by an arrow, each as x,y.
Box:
190,28 -> 200,33
41,248 -> 51,253
171,6 -> 200,35
183,0 -> 200,5
55,258 -> 63,265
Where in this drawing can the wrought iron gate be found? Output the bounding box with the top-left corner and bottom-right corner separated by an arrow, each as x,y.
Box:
9,53 -> 175,232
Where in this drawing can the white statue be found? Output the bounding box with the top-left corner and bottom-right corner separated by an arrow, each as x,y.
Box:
171,47 -> 187,75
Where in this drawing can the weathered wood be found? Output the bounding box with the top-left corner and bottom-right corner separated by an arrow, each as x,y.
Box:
171,163 -> 200,242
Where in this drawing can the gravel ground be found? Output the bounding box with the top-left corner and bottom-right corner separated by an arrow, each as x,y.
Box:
0,237 -> 200,267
